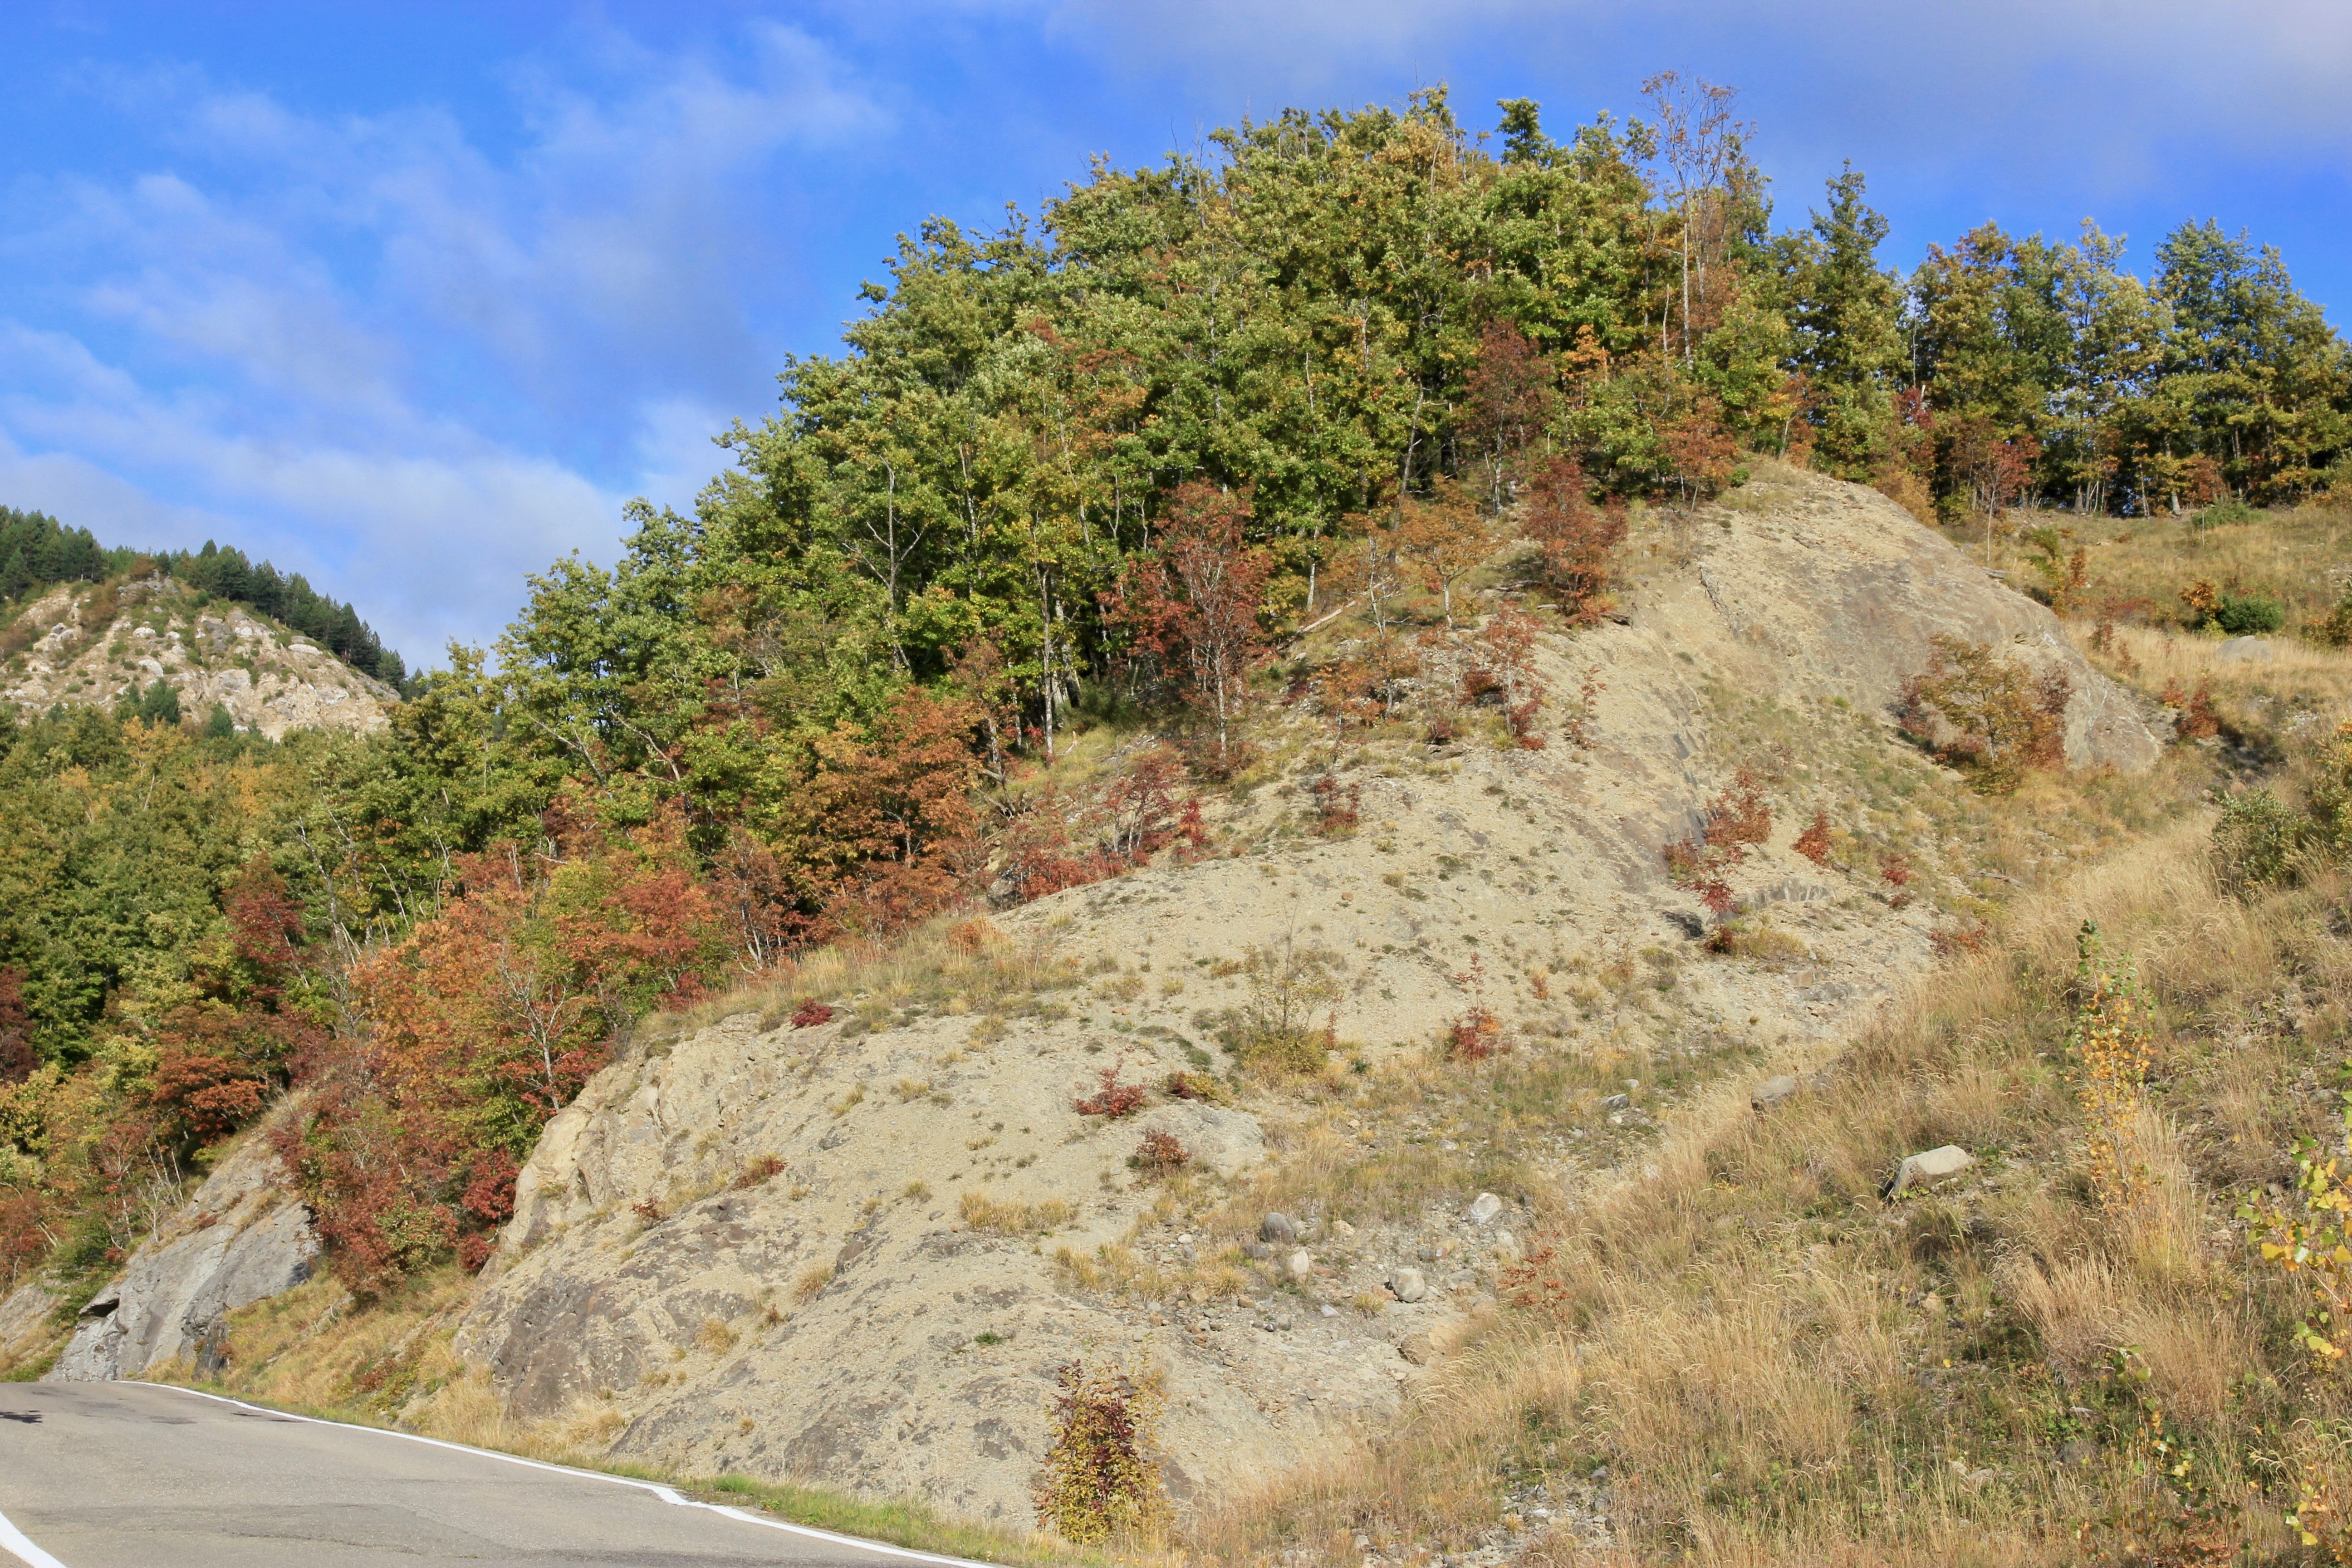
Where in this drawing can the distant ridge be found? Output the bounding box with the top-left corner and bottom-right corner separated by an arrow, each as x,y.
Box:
0,505 -> 407,688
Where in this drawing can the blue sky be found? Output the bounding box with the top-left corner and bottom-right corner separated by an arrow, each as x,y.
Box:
3,0 -> 2347,665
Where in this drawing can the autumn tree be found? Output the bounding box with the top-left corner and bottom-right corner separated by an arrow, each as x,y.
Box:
1462,322 -> 1557,507
0,970 -> 28,1086
1641,72 -> 1751,366
795,685 -> 985,935
286,808 -> 729,1294
1107,483 -> 1272,769
1520,456 -> 1627,624
1394,479 -> 1496,627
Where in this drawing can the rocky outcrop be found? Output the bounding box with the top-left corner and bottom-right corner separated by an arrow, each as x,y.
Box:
437,467 -> 2168,1524
456,1008 -> 1304,1524
47,1111 -> 318,1382
1658,466 -> 2162,770
0,1276 -> 61,1373
2,578 -> 396,739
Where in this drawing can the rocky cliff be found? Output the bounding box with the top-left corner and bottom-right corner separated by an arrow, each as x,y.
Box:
3,576 -> 397,738
441,467 -> 2165,1521
46,1106 -> 319,1382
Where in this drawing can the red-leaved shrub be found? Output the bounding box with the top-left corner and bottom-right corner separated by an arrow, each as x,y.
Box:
1073,1064 -> 1147,1117
1130,1130 -> 1190,1176
1793,811 -> 1833,867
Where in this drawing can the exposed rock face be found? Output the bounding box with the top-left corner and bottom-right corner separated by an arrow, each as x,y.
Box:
438,468 -> 2166,1525
1662,467 -> 2161,771
456,1008 -> 1305,1524
47,1114 -> 318,1382
3,578 -> 396,739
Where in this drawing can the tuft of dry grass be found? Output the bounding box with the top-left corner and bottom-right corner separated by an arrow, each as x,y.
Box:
959,1191 -> 1078,1235
644,913 -> 1084,1045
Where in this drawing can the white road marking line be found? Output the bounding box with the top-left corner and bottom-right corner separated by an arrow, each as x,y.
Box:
0,1504 -> 69,1568
141,1384 -> 1000,1567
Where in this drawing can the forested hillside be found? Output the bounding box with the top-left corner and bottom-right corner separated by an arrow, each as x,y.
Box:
4,79 -> 2349,1378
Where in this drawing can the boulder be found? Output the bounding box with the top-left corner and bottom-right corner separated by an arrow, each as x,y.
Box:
1388,1268 -> 1429,1304
1396,1333 -> 1436,1366
1468,1192 -> 1504,1226
1880,1144 -> 1975,1200
1259,1212 -> 1298,1246
1284,1249 -> 1314,1284
1751,1074 -> 1798,1110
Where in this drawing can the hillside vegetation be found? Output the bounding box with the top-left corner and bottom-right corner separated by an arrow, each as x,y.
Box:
3,78 -> 2352,1568
0,505 -> 408,687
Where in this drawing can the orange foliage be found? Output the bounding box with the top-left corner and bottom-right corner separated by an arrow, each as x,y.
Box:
1104,483 -> 1272,765
1073,1063 -> 1147,1117
797,685 -> 985,936
995,746 -> 1207,904
1392,479 -> 1496,626
1793,810 -> 1833,866
1521,455 -> 1627,623
0,967 -> 29,1086
281,807 -> 729,1297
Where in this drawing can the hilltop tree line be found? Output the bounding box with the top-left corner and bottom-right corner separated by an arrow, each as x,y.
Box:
0,507 -> 409,688
0,508 -> 128,597
3,82 -> 2348,1303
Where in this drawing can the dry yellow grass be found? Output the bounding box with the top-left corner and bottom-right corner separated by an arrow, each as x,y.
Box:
1945,493 -> 2352,630
958,1191 -> 1078,1235
645,911 -> 1084,1045
1186,809 -> 2352,1564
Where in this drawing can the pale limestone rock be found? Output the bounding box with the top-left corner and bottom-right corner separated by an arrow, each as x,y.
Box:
47,1107 -> 317,1382
1882,1144 -> 1975,1199
3,580 -> 394,740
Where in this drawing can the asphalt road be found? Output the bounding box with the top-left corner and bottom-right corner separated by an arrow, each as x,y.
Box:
0,1382 -> 986,1568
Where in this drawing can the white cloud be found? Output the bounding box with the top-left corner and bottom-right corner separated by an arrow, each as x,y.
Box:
1000,0 -> 2352,193
0,323 -> 618,661
0,20 -> 889,658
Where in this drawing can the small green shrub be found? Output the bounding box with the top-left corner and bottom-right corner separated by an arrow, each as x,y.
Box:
1228,936 -> 1341,1075
2215,592 -> 2286,636
2194,497 -> 2260,530
2213,788 -> 2303,893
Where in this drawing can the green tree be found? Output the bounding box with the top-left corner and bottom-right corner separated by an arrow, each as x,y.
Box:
1780,166 -> 1903,478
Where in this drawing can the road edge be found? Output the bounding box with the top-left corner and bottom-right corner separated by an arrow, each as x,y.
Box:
141,1383 -> 1004,1568
0,1504 -> 67,1568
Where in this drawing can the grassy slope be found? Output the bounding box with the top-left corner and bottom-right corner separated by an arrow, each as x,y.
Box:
1183,508 -> 2352,1565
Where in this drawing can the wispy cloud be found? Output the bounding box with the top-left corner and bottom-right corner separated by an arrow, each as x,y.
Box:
0,19 -> 885,660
